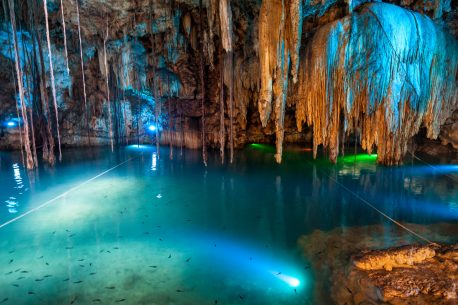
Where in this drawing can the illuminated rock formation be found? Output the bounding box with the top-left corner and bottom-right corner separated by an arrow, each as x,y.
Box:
295,3 -> 458,165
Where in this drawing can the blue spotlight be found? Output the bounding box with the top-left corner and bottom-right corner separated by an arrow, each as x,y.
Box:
271,271 -> 301,287
6,121 -> 15,127
148,125 -> 157,132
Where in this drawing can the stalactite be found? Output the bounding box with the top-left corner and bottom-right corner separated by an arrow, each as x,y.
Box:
2,0 -> 25,163
199,0 -> 207,166
258,0 -> 303,163
75,0 -> 89,145
219,0 -> 233,163
42,0 -> 62,161
219,48 -> 225,164
104,18 -> 114,152
59,0 -> 69,74
32,0 -> 55,165
296,3 -> 458,165
7,0 -> 34,169
21,40 -> 38,167
228,51 -> 234,164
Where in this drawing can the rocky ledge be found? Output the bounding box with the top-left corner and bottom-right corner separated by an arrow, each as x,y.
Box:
342,244 -> 458,305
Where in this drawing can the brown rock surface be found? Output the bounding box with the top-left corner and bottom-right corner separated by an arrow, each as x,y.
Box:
299,223 -> 458,305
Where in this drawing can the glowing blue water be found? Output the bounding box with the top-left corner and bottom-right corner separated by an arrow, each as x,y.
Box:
0,146 -> 456,304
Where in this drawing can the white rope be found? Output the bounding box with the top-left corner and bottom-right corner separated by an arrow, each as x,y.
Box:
0,156 -> 136,230
307,158 -> 436,245
409,151 -> 458,183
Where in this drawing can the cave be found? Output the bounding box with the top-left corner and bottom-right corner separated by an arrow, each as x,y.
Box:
0,0 -> 457,304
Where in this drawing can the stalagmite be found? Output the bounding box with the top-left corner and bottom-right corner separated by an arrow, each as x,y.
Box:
60,0 -> 69,74
104,18 -> 114,152
76,0 -> 89,145
296,3 -> 458,165
7,0 -> 34,169
43,0 -> 62,161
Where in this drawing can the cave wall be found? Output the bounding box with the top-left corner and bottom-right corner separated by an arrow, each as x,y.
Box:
0,0 -> 456,166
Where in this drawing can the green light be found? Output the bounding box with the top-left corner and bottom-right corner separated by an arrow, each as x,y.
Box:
249,143 -> 276,153
339,154 -> 378,163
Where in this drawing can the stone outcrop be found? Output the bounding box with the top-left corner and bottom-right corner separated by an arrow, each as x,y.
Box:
299,223 -> 458,305
349,244 -> 458,303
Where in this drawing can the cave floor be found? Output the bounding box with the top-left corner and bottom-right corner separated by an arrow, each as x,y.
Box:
0,145 -> 456,305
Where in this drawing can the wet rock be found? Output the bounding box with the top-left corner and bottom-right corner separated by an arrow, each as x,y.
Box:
299,224 -> 458,305
346,244 -> 458,304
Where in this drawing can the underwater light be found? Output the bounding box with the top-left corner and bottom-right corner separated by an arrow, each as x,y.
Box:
6,121 -> 15,127
271,271 -> 301,287
339,153 -> 378,163
148,125 -> 157,131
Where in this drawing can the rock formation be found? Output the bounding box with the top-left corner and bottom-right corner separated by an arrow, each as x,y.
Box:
0,0 -> 456,168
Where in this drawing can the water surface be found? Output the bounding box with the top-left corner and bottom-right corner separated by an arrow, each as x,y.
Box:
0,145 -> 456,305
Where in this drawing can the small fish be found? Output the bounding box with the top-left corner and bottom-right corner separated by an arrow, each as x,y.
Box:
11,284 -> 19,287
115,299 -> 126,303
185,257 -> 191,262
38,256 -> 44,259
0,298 -> 8,304
8,259 -> 13,264
89,272 -> 96,276
66,229 -> 71,232
52,231 -> 56,234
276,272 -> 282,275
168,254 -> 171,259
239,295 -> 245,300
65,247 -> 73,250
113,247 -> 119,250
73,281 -> 83,284
105,286 -> 115,290
45,262 -> 49,266
89,263 -> 92,267
20,271 -> 28,274
106,251 -> 111,254
8,250 -> 14,254
77,259 -> 85,262
176,289 -> 184,293
70,297 -> 77,304
148,265 -> 157,268
14,269 -> 21,272
92,299 -> 101,303
294,289 -> 297,294
99,250 -> 104,253
5,271 -> 12,275
79,265 -> 85,268
35,279 -> 44,282
16,277 -> 25,280
214,300 -> 218,305
159,238 -> 163,241
69,234 -> 75,237
63,278 -> 70,282
303,265 -> 310,270
28,291 -> 35,295
44,275 -> 52,278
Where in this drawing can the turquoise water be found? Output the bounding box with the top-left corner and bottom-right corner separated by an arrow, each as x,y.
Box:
0,145 -> 457,305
